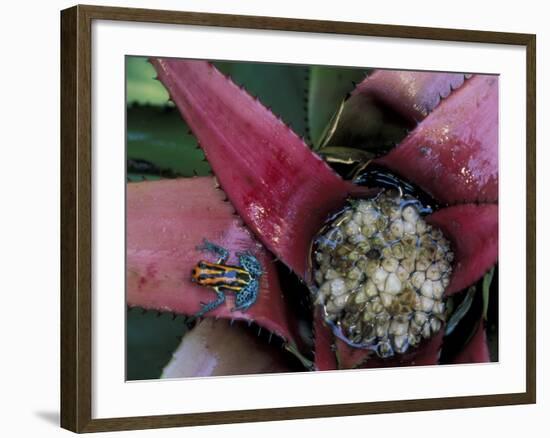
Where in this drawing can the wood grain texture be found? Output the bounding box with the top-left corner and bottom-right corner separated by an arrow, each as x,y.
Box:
61,5 -> 93,432
60,6 -> 78,432
525,34 -> 536,404
60,4 -> 536,433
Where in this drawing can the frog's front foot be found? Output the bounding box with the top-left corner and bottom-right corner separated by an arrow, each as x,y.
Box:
192,290 -> 226,320
196,239 -> 229,264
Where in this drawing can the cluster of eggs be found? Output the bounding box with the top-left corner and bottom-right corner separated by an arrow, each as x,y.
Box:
312,190 -> 453,358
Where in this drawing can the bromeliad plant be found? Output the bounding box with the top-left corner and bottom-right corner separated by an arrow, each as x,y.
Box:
126,58 -> 498,378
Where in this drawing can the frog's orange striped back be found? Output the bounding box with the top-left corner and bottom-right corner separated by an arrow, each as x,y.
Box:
191,260 -> 251,293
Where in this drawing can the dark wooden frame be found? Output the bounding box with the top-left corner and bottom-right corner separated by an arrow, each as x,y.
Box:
60,4 -> 537,433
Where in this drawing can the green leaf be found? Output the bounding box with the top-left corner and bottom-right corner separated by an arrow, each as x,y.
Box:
482,267 -> 495,320
126,56 -> 171,106
127,105 -> 210,177
308,66 -> 368,148
318,87 -> 411,154
126,308 -> 188,380
445,286 -> 476,336
214,61 -> 309,139
285,342 -> 313,370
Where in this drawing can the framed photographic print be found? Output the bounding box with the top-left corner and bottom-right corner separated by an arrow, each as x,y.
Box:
60,4 -> 536,433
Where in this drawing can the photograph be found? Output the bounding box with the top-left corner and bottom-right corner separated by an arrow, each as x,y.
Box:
125,56 -> 499,380
0,0 -> 544,434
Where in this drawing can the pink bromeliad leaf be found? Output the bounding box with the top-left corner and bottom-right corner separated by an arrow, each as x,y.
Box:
451,320 -> 491,364
376,75 -> 498,205
127,177 -> 299,344
313,308 -> 337,371
353,70 -> 467,123
162,319 -> 292,378
334,338 -> 372,369
151,58 -> 361,278
427,204 -> 498,295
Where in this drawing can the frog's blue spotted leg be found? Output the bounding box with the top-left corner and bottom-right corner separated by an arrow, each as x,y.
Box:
197,239 -> 229,264
237,252 -> 263,278
232,278 -> 259,312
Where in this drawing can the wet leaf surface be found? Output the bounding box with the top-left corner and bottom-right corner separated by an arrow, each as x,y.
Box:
376,75 -> 498,205
427,204 -> 498,295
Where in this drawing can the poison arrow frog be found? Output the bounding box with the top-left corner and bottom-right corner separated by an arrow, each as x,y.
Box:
190,239 -> 262,320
